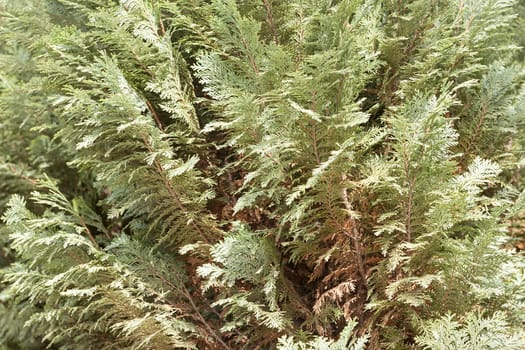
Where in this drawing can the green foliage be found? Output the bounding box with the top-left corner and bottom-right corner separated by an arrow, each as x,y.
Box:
1,0 -> 525,349
1,187 -> 200,349
416,312 -> 525,350
277,320 -> 369,350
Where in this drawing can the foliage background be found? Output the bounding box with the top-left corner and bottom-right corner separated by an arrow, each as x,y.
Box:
1,0 -> 525,349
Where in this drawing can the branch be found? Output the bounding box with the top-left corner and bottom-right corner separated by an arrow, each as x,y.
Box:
130,49 -> 157,79
154,270 -> 232,350
141,134 -> 215,243
401,143 -> 415,242
459,102 -> 488,168
341,177 -> 368,291
262,0 -> 279,44
78,216 -> 100,249
145,99 -> 164,132
6,164 -> 37,185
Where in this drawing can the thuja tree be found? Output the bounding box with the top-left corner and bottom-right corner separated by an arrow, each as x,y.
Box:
1,0 -> 525,349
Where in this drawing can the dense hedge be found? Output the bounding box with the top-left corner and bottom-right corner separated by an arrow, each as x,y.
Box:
1,1 -> 525,349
